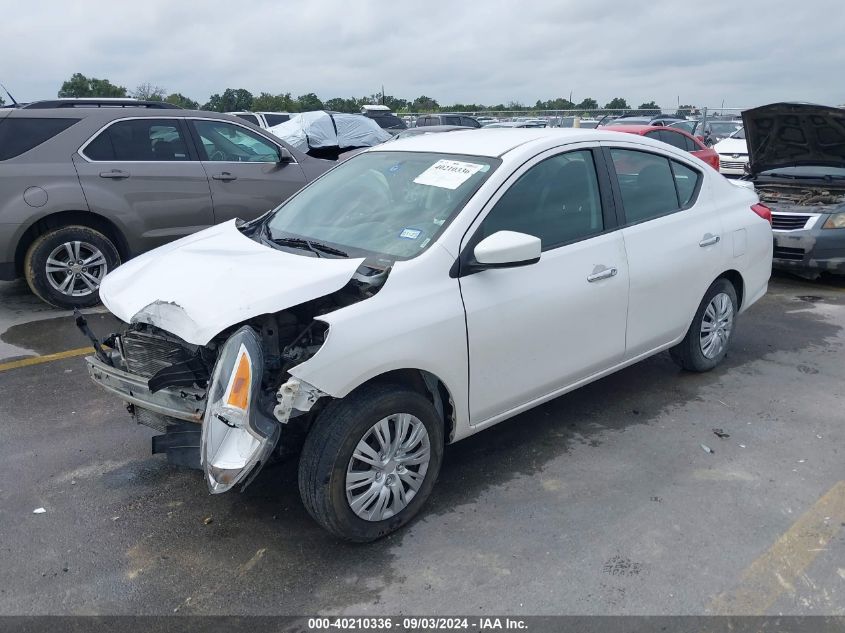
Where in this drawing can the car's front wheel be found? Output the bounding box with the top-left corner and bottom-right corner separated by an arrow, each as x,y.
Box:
24,225 -> 120,309
298,383 -> 444,542
670,278 -> 738,372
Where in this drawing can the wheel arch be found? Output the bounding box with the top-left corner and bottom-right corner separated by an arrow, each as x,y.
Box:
345,368 -> 458,444
716,269 -> 745,309
14,210 -> 129,276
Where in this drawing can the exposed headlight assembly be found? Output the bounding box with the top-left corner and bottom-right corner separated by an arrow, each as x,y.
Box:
201,326 -> 279,493
822,213 -> 845,229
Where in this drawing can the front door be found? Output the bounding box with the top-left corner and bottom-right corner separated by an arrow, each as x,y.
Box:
459,147 -> 629,424
188,119 -> 308,223
74,117 -> 215,254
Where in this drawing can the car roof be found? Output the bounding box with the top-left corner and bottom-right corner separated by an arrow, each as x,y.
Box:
370,128 -> 650,158
5,107 -> 240,121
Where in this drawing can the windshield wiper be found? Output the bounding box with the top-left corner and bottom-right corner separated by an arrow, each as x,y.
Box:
270,236 -> 348,258
768,172 -> 845,181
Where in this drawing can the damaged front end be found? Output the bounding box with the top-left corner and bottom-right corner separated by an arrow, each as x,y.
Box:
80,260 -> 389,492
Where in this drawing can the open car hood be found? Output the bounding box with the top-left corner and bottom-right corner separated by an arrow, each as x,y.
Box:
742,102 -> 845,175
99,220 -> 365,346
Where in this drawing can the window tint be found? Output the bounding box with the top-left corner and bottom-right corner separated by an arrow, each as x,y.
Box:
192,120 -> 280,162
234,113 -> 259,125
610,149 -> 680,223
0,118 -> 79,161
683,135 -> 698,151
658,130 -> 688,150
671,161 -> 700,206
84,119 -> 189,161
479,150 -> 604,249
263,113 -> 290,127
461,117 -> 481,128
442,116 -> 461,125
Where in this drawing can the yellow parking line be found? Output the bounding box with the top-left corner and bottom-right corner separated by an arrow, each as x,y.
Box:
0,347 -> 91,372
709,480 -> 845,614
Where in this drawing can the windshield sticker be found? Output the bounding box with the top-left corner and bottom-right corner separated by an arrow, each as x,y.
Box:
399,228 -> 422,240
414,159 -> 485,189
420,238 -> 431,248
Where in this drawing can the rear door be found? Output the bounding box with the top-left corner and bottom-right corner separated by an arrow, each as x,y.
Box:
187,118 -> 308,223
602,143 -> 724,358
74,117 -> 215,255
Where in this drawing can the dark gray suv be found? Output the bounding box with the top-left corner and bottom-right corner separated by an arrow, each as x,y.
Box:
0,106 -> 331,308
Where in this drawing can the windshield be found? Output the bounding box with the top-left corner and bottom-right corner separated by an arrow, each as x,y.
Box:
266,151 -> 498,260
669,120 -> 696,133
708,121 -> 742,136
730,127 -> 746,140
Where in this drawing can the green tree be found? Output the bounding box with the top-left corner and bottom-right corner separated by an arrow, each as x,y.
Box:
575,97 -> 598,110
202,88 -> 254,112
165,93 -> 199,109
0,94 -> 5,106
675,104 -> 697,118
58,73 -> 127,98
382,95 -> 409,111
252,92 -> 295,112
294,93 -> 324,111
604,97 -> 630,111
411,95 -> 439,112
535,97 -> 575,111
324,97 -> 359,113
638,101 -> 660,111
132,83 -> 166,101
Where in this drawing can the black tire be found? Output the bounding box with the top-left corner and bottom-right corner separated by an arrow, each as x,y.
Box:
298,383 -> 444,542
24,225 -> 121,309
670,278 -> 738,372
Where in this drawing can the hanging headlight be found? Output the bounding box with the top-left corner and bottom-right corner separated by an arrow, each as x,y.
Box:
201,326 -> 279,493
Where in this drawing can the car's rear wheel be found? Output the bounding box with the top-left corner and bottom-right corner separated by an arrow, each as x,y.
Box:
24,225 -> 120,309
670,278 -> 738,372
298,383 -> 444,542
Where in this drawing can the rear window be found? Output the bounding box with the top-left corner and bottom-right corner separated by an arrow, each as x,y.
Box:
0,117 -> 80,160
234,113 -> 259,125
263,113 -> 290,127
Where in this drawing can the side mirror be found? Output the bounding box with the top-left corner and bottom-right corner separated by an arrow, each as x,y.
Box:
473,231 -> 541,269
278,147 -> 293,163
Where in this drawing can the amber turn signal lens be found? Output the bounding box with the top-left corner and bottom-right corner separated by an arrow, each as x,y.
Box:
226,351 -> 251,410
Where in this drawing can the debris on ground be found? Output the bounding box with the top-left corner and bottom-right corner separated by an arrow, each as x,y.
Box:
739,444 -> 747,449
650,496 -> 662,503
712,428 -> 730,439
700,444 -> 714,454
203,516 -> 213,525
32,507 -> 46,514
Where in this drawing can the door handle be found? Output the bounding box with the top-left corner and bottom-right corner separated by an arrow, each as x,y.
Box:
99,170 -> 129,179
699,234 -> 720,247
212,172 -> 237,182
587,266 -> 618,283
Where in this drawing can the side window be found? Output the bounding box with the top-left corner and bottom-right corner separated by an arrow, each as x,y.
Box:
479,150 -> 604,250
610,149 -> 680,223
658,130 -> 688,150
671,161 -> 701,207
0,118 -> 80,161
461,117 -> 481,128
263,113 -> 290,127
683,135 -> 698,151
191,120 -> 280,162
234,113 -> 260,125
84,119 -> 189,161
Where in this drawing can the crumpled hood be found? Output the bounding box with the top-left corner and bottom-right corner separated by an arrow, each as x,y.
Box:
743,102 -> 845,175
99,220 -> 365,345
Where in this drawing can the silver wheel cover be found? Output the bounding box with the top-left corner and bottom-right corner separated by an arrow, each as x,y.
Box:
346,413 -> 431,522
45,241 -> 108,297
700,292 -> 734,359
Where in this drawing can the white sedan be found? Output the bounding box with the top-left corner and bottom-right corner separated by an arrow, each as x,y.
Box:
714,127 -> 749,176
85,129 -> 773,541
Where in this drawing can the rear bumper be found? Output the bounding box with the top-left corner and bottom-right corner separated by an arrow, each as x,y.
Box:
85,354 -> 206,423
773,229 -> 845,274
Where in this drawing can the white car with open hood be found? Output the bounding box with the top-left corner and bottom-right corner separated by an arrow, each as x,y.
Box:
83,128 -> 773,541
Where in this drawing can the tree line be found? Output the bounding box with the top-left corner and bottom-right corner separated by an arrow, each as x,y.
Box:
52,73 -> 697,117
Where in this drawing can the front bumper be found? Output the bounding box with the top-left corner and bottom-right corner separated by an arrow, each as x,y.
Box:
719,155 -> 748,176
85,354 -> 207,423
773,226 -> 845,275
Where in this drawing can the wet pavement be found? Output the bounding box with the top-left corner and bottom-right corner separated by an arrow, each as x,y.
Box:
0,273 -> 843,616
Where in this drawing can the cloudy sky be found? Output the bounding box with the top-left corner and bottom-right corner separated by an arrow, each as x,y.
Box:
3,0 -> 844,110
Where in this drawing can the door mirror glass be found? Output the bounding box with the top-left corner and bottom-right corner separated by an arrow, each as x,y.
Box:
474,231 -> 541,267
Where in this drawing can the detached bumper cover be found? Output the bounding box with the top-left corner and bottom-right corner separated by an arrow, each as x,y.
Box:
85,355 -> 206,423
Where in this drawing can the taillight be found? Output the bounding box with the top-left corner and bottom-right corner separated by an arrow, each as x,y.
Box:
751,203 -> 772,224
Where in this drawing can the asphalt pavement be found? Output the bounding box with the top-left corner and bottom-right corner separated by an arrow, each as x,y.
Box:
0,273 -> 843,616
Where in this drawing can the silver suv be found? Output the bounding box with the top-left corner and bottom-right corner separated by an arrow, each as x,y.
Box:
0,105 -> 331,308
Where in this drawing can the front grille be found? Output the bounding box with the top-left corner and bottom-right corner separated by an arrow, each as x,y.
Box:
121,330 -> 191,378
720,160 -> 747,170
771,214 -> 811,231
773,245 -> 805,261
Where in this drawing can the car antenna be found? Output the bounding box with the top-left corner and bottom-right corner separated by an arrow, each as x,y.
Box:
0,82 -> 19,106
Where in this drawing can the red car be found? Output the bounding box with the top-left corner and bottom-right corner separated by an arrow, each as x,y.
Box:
600,124 -> 720,171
